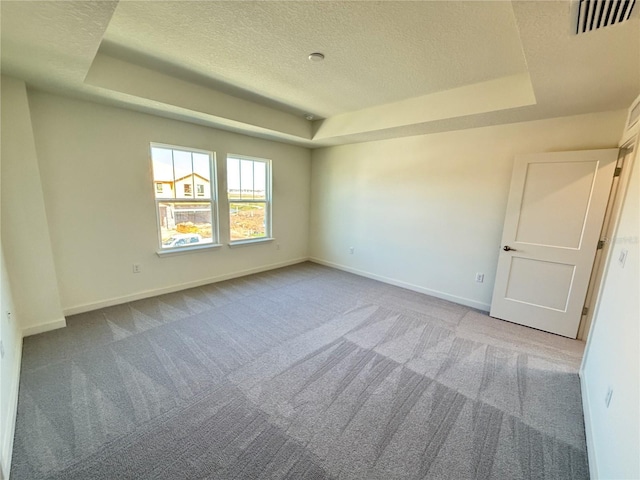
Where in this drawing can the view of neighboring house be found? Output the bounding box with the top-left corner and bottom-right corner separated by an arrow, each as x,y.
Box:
152,162 -> 211,199
151,153 -> 214,244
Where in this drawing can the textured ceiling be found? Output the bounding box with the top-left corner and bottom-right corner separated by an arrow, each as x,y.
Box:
0,1 -> 117,89
1,1 -> 639,147
103,1 -> 529,118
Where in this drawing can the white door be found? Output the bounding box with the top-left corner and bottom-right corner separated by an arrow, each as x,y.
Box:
490,149 -> 618,338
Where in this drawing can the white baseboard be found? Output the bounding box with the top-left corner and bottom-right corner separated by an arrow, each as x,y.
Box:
309,257 -> 491,312
1,334 -> 23,480
579,369 -> 599,480
64,257 -> 310,316
21,317 -> 66,337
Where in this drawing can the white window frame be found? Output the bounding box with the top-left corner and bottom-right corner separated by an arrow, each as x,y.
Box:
150,143 -> 220,254
227,154 -> 272,245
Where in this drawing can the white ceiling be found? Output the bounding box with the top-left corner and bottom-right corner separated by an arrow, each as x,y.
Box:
1,1 -> 639,147
103,1 -> 529,118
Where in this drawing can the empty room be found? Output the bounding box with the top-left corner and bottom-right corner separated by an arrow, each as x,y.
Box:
0,1 -> 638,479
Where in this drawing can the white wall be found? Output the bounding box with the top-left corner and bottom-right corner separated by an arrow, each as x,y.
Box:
581,141 -> 639,479
27,91 -> 311,314
0,77 -> 28,480
310,110 -> 626,310
0,248 -> 22,480
0,76 -> 65,336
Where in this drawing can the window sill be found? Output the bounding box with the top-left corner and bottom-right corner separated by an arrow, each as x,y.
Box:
228,237 -> 275,248
156,243 -> 223,257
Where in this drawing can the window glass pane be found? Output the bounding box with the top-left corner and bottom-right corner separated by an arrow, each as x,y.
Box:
193,153 -> 211,199
151,147 -> 174,199
151,147 -> 173,166
158,202 -> 213,248
240,160 -> 254,200
229,202 -> 266,241
226,155 -> 270,242
254,161 -> 266,200
174,150 -> 193,199
227,157 -> 240,199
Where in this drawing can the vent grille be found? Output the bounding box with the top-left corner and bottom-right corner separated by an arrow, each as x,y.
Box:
576,0 -> 636,34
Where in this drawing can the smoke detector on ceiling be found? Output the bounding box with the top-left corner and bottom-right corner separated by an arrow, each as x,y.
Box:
576,0 -> 636,34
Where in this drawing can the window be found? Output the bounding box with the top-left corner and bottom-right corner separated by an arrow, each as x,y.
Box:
227,155 -> 271,242
196,184 -> 205,196
151,144 -> 217,250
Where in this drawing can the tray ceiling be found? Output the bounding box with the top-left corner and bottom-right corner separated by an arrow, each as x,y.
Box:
1,1 -> 638,147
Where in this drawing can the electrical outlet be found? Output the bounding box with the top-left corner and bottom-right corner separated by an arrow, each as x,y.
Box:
276,244 -> 281,250
132,264 -> 142,274
349,247 -> 355,254
605,386 -> 613,408
7,311 -> 11,323
0,340 -> 4,359
475,273 -> 485,283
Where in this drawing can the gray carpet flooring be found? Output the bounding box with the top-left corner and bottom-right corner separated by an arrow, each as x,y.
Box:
11,262 -> 588,479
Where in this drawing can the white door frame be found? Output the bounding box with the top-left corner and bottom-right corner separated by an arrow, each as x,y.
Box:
577,143 -> 635,340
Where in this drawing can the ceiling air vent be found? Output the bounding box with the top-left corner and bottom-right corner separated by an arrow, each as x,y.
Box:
576,0 -> 636,34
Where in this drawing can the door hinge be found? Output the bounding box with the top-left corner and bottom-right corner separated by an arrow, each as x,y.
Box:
582,306 -> 589,316
597,239 -> 605,250
614,167 -> 622,177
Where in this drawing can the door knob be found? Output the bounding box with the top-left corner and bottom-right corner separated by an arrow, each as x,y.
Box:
503,245 -> 516,251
